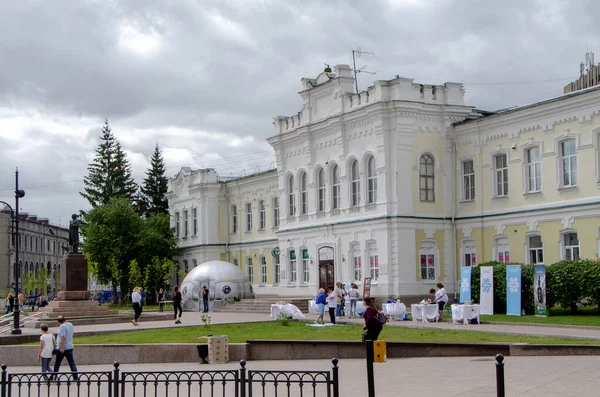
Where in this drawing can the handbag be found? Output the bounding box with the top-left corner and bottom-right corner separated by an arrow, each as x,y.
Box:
52,348 -> 60,355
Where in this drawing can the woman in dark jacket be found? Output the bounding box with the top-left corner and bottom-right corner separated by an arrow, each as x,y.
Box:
173,286 -> 183,324
362,297 -> 383,341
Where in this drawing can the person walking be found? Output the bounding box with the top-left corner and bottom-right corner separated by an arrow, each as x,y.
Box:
52,315 -> 78,380
131,287 -> 142,326
157,288 -> 165,312
173,286 -> 183,324
315,288 -> 326,325
17,290 -> 24,308
38,323 -> 55,381
202,286 -> 209,313
327,286 -> 337,324
5,292 -> 14,314
433,283 -> 449,321
362,297 -> 384,341
335,282 -> 345,318
348,284 -> 360,318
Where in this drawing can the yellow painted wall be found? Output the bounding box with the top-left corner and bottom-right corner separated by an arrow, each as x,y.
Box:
572,217 -> 599,259
412,130 -> 446,215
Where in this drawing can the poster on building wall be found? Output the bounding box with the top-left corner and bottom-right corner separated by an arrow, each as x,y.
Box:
363,278 -> 371,298
459,267 -> 472,303
534,264 -> 547,317
480,266 -> 494,315
506,265 -> 522,316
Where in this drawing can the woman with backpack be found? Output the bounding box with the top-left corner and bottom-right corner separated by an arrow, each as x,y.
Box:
362,297 -> 385,341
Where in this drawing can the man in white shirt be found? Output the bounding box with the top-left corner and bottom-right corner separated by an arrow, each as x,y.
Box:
52,315 -> 78,380
327,286 -> 337,324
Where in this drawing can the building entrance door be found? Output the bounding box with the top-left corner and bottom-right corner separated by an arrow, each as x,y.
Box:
318,246 -> 335,289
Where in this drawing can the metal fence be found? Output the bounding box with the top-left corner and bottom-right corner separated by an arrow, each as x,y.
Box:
1,359 -> 340,397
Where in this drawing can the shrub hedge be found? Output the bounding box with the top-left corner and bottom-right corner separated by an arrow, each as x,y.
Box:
470,259 -> 599,314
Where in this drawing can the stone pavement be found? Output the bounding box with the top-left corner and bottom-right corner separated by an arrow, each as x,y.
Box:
5,356 -> 600,396
16,310 -> 600,341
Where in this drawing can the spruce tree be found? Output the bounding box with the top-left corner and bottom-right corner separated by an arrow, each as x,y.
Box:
81,120 -> 138,208
140,143 -> 169,216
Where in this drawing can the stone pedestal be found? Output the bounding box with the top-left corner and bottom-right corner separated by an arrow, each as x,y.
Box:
59,253 -> 89,300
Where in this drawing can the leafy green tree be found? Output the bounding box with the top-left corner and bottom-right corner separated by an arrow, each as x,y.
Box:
82,198 -> 143,302
81,120 -> 138,208
143,257 -> 176,304
140,143 -> 169,216
128,259 -> 143,290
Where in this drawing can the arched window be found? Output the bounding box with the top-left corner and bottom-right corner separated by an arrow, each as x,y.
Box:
332,165 -> 340,210
367,156 -> 377,204
350,159 -> 360,206
287,175 -> 295,216
299,172 -> 308,215
317,168 -> 325,212
419,154 -> 435,202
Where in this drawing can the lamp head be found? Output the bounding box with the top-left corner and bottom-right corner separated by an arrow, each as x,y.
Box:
15,189 -> 25,198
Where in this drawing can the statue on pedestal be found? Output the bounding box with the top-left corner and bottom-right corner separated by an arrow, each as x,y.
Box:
69,214 -> 81,253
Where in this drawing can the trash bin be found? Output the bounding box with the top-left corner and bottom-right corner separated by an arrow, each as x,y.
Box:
197,344 -> 209,364
207,336 -> 229,364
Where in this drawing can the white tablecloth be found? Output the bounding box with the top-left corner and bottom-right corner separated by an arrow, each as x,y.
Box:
270,304 -> 306,320
382,302 -> 407,320
308,300 -> 319,315
411,304 -> 439,323
451,304 -> 481,325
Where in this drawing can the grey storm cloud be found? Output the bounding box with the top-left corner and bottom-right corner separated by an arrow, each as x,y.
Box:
0,0 -> 599,223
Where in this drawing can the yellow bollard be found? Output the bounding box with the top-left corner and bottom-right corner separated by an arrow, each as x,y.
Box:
373,340 -> 387,363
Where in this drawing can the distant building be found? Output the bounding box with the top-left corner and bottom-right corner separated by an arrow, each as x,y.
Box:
169,60 -> 600,301
564,51 -> 600,93
0,210 -> 69,296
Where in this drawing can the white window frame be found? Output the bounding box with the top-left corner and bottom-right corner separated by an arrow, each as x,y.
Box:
419,154 -> 435,202
260,256 -> 267,284
351,243 -> 362,281
495,237 -> 510,263
247,257 -> 254,283
525,147 -> 542,193
302,249 -> 309,283
245,202 -> 252,232
528,235 -> 544,264
273,255 -> 280,285
175,212 -> 180,238
289,250 -> 297,283
494,153 -> 508,197
183,210 -> 189,238
367,156 -> 377,204
232,205 -> 237,233
560,139 -> 577,188
332,164 -> 340,210
368,241 -> 379,281
272,197 -> 280,227
419,241 -> 437,281
350,160 -> 360,207
300,172 -> 308,215
562,232 -> 580,260
259,200 -> 266,230
288,175 -> 295,216
317,168 -> 325,212
462,240 -> 477,267
462,160 -> 475,201
192,208 -> 197,236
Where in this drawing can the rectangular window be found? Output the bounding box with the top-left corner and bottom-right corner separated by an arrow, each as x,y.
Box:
526,147 -> 541,192
273,255 -> 280,284
259,200 -> 266,230
232,205 -> 237,233
302,249 -> 309,283
183,210 -> 189,238
369,253 -> 379,281
260,256 -> 267,284
561,139 -> 577,187
463,241 -> 477,267
495,154 -> 508,197
247,257 -> 254,283
192,208 -> 197,235
564,233 -> 580,260
289,250 -> 297,283
351,179 -> 360,206
462,160 -> 475,201
245,203 -> 252,232
352,246 -> 362,281
175,212 -> 180,238
420,254 -> 435,280
496,238 -> 510,263
529,235 -> 544,264
272,197 -> 280,227
24,235 -> 28,250
332,177 -> 340,210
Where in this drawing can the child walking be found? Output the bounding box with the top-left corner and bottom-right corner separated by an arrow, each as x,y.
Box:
38,323 -> 55,381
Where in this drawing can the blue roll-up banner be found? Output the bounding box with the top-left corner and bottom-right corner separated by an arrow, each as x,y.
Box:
459,267 -> 472,303
506,265 -> 522,316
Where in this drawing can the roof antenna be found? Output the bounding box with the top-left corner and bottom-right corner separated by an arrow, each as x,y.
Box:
352,47 -> 378,93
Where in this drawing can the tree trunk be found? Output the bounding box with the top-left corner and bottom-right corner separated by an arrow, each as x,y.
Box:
112,282 -> 118,304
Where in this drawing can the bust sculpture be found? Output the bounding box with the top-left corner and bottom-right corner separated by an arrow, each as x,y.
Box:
69,214 -> 81,253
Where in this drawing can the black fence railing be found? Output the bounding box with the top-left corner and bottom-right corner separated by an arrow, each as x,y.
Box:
1,359 -> 340,397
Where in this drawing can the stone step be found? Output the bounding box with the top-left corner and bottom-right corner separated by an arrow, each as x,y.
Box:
36,311 -> 116,319
46,300 -> 108,308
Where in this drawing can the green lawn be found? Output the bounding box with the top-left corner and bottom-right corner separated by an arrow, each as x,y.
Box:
67,321 -> 600,345
483,307 -> 600,327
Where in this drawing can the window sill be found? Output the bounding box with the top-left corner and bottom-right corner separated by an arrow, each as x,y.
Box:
271,226 -> 279,231
459,200 -> 475,204
182,237 -> 188,240
523,191 -> 542,198
258,284 -> 266,287
244,231 -> 252,234
557,185 -> 578,194
287,284 -> 296,288
349,206 -> 361,214
316,212 -> 326,219
299,214 -> 309,222
258,228 -> 266,233
365,204 -> 377,211
491,195 -> 508,201
331,209 -> 340,216
419,200 -> 435,203
299,283 -> 309,287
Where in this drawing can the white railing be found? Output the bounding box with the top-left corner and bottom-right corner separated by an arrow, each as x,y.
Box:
0,311 -> 48,335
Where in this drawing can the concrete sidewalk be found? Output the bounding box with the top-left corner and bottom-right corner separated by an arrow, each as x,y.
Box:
4,356 -> 600,396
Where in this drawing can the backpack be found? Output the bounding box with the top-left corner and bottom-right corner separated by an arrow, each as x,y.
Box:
376,311 -> 388,324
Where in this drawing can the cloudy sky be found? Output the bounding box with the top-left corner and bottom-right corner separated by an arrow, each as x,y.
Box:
0,0 -> 598,226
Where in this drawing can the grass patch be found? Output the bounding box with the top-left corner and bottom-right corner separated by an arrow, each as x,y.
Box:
483,307 -> 600,327
66,321 -> 600,346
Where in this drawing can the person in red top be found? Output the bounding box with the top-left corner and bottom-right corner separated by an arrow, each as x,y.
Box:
362,297 -> 383,341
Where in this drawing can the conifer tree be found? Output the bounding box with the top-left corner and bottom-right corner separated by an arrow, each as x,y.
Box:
140,143 -> 169,216
81,120 -> 138,208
